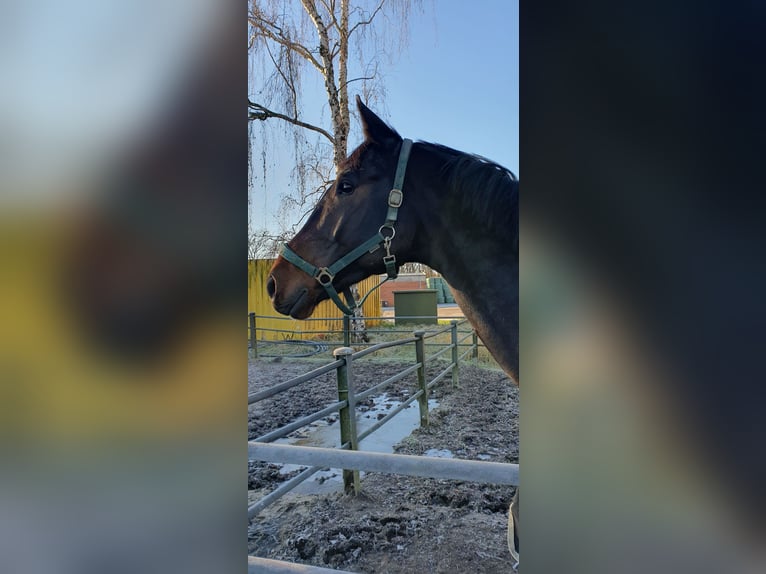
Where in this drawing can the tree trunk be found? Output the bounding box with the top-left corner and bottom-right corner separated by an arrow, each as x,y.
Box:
349,285 -> 369,343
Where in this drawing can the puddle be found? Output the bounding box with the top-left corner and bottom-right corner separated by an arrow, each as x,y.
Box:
274,393 -> 438,494
423,448 -> 454,458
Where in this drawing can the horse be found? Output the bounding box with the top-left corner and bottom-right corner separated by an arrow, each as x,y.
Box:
267,95 -> 519,565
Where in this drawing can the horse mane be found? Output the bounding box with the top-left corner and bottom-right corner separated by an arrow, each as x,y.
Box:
423,142 -> 519,241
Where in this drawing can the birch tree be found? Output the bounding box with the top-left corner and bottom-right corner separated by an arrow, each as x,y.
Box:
248,0 -> 424,230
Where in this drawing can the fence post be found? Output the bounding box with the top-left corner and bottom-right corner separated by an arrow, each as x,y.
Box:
472,330 -> 479,359
333,346 -> 361,494
249,313 -> 257,358
450,320 -> 460,388
343,314 -> 351,347
414,331 -> 429,427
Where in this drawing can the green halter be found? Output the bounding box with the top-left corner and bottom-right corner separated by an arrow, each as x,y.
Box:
281,138 -> 413,316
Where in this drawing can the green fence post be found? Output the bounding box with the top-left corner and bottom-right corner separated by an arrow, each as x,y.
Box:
249,313 -> 257,359
343,314 -> 351,347
451,320 -> 459,388
333,346 -> 361,494
414,331 -> 429,427
472,330 -> 479,360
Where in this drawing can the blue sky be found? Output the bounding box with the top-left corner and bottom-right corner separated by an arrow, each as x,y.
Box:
385,1 -> 518,171
250,0 -> 518,234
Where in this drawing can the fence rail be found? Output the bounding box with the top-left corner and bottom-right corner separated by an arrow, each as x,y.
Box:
248,312 -> 489,359
248,556 -> 355,574
248,360 -> 343,404
249,443 -> 519,486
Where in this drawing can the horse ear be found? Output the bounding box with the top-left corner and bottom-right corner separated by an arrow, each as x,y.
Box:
356,95 -> 401,148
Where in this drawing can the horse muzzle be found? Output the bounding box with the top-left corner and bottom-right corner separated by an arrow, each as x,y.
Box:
267,258 -> 321,319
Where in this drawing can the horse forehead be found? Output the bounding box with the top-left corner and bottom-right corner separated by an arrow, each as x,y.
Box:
342,143 -> 393,174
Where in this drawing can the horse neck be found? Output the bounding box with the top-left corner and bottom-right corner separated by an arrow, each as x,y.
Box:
437,254 -> 519,385
406,145 -> 519,383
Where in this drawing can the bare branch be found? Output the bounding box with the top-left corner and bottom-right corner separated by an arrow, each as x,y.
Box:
348,0 -> 387,38
249,100 -> 334,143
319,0 -> 342,34
249,228 -> 288,259
264,42 -> 299,119
343,74 -> 375,88
249,8 -> 325,73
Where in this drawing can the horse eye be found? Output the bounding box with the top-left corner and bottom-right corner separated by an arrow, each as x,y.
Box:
337,181 -> 354,195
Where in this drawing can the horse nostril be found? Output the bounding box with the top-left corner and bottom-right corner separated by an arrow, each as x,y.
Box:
266,275 -> 276,299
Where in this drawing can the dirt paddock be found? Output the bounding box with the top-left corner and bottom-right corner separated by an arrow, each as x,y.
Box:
248,357 -> 518,573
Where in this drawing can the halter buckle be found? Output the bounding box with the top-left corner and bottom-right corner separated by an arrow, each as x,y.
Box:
315,268 -> 334,286
388,189 -> 404,208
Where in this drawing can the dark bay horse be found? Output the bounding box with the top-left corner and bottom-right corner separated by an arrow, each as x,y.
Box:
268,96 -> 519,563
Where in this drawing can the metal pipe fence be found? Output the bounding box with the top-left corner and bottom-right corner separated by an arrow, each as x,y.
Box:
248,318 -> 516,574
248,312 -> 489,358
248,319 -> 478,516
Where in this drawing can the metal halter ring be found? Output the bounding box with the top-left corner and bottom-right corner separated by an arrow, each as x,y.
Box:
379,225 -> 396,240
315,268 -> 334,286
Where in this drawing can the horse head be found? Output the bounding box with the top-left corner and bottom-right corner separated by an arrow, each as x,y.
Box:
268,96 -> 418,319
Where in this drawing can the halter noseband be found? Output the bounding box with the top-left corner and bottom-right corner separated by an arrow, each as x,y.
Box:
280,138 -> 413,316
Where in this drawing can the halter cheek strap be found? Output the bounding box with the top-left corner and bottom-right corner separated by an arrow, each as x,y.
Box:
281,138 -> 413,316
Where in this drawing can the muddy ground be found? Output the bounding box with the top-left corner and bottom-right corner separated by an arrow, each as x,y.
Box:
248,356 -> 518,573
